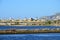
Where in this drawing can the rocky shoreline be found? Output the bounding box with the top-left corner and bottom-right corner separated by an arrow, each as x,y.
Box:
0,28 -> 60,34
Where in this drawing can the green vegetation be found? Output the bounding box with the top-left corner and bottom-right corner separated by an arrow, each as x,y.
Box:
40,20 -> 60,26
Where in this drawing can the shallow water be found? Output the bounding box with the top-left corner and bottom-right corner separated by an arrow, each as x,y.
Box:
0,26 -> 60,30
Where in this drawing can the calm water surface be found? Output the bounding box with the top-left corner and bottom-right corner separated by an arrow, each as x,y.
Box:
0,26 -> 60,30
0,26 -> 60,40
0,33 -> 60,40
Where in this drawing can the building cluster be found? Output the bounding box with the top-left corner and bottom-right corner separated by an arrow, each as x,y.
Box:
0,13 -> 60,26
0,18 -> 46,26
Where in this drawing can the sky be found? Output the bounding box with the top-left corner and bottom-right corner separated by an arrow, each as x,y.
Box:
0,0 -> 60,19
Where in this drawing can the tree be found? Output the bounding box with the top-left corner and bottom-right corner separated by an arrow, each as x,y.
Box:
47,21 -> 51,24
45,21 -> 52,25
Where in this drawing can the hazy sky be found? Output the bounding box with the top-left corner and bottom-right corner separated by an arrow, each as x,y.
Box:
0,0 -> 60,19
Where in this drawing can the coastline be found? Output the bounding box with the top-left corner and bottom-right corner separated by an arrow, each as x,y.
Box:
0,26 -> 60,34
0,25 -> 60,27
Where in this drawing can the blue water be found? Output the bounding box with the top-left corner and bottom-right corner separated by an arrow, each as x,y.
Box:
0,26 -> 60,40
0,33 -> 60,40
0,26 -> 60,30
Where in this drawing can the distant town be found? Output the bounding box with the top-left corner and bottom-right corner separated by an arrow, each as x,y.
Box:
0,13 -> 60,34
0,13 -> 60,26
